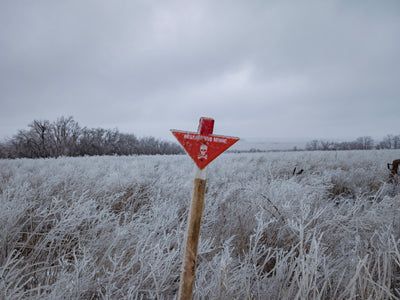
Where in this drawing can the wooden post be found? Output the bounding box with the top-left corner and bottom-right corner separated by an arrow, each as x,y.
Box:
178,167 -> 207,300
178,118 -> 214,300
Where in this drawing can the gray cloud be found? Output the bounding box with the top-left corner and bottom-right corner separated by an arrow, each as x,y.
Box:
1,0 -> 399,142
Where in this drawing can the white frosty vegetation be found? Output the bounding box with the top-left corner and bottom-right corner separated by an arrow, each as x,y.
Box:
1,150 -> 400,299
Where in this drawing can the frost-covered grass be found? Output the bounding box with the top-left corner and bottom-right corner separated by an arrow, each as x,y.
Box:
1,150 -> 400,299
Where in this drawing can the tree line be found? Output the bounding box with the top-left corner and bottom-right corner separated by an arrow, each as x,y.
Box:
305,135 -> 400,151
0,116 -> 184,159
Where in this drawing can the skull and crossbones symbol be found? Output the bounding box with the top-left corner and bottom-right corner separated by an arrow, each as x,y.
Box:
198,144 -> 208,160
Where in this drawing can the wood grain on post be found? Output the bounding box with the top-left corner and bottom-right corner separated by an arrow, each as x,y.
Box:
178,173 -> 207,300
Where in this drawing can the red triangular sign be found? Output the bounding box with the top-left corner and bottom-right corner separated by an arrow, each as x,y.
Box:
171,130 -> 239,169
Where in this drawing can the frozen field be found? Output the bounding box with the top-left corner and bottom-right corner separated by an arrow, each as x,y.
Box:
1,150 -> 400,299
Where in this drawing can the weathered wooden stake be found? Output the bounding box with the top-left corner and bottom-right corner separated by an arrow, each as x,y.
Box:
178,167 -> 207,300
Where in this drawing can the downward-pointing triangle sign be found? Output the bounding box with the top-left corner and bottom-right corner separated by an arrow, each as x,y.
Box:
171,118 -> 239,169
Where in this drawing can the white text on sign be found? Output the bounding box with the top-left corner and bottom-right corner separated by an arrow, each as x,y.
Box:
183,134 -> 227,144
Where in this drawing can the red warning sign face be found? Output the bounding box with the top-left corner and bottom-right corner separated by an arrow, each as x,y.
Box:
171,130 -> 239,169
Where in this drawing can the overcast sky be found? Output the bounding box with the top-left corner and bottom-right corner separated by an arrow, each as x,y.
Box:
1,0 -> 399,143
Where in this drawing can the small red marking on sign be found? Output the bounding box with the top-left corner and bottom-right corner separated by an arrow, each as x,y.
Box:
171,130 -> 239,169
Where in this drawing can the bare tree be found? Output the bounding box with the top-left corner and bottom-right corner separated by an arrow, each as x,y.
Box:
30,120 -> 53,157
305,140 -> 319,151
118,133 -> 139,155
379,134 -> 395,149
356,136 -> 374,150
9,120 -> 53,158
0,142 -> 7,158
52,116 -> 80,157
77,127 -> 105,156
320,140 -> 333,151
394,135 -> 400,149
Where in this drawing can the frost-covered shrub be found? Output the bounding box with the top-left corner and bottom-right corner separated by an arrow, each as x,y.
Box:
1,150 -> 400,299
